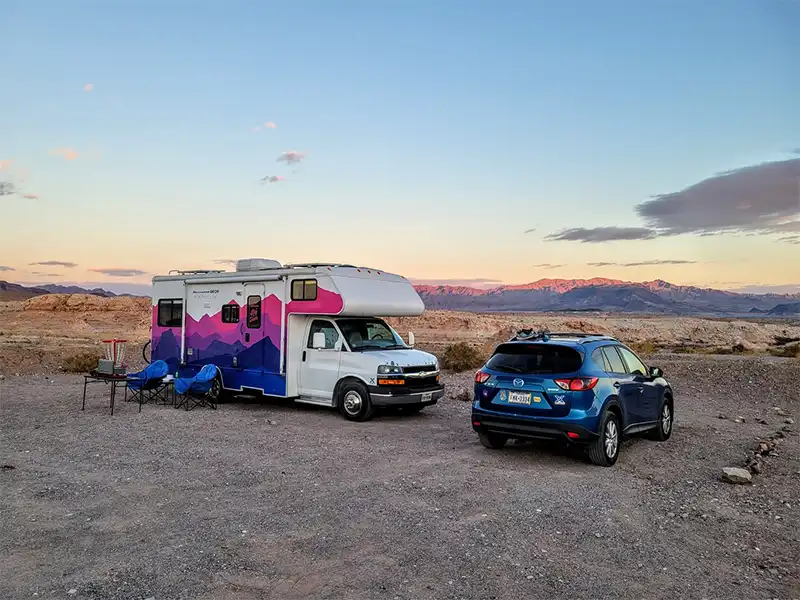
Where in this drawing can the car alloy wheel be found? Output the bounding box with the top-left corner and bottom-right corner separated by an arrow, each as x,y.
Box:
604,419 -> 618,459
661,403 -> 672,434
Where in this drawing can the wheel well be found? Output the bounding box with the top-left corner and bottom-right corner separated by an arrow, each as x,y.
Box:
605,401 -> 622,423
332,376 -> 368,407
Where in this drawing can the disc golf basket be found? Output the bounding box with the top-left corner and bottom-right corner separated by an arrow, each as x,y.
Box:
99,339 -> 128,375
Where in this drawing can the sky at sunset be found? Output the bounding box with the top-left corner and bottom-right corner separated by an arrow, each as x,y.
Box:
1,0 -> 799,296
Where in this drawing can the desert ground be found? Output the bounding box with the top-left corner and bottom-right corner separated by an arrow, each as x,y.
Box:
1,295 -> 799,599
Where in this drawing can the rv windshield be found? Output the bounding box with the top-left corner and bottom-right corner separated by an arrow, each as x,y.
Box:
336,318 -> 407,351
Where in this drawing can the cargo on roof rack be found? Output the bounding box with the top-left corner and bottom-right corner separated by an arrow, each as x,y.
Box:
509,329 -> 617,344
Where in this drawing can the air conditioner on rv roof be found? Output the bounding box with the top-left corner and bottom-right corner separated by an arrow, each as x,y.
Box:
236,258 -> 282,271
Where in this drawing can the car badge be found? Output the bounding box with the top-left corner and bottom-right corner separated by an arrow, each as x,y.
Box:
513,378 -> 524,387
553,395 -> 566,405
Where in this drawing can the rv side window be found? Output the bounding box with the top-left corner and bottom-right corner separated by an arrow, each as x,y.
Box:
157,299 -> 183,328
291,279 -> 318,301
246,296 -> 261,328
221,304 -> 240,324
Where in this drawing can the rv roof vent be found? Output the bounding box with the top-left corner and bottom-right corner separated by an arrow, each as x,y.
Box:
236,258 -> 283,272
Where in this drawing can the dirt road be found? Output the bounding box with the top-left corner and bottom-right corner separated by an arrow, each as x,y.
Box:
1,355 -> 798,599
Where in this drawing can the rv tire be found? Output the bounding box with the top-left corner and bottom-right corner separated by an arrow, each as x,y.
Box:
338,380 -> 374,422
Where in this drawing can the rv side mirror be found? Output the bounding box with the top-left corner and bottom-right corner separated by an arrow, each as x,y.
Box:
408,332 -> 415,347
312,332 -> 326,349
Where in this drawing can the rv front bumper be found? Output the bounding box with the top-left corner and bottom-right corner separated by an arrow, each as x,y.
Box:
368,384 -> 445,407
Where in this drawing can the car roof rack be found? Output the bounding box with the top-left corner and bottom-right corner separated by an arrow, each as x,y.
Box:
509,329 -> 617,344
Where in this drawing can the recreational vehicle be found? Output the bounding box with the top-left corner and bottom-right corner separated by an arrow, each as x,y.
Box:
149,259 -> 444,420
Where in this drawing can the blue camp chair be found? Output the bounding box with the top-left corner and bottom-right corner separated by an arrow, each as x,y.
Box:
174,364 -> 219,411
125,360 -> 170,411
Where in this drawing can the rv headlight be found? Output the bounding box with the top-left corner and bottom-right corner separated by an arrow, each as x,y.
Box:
377,365 -> 403,375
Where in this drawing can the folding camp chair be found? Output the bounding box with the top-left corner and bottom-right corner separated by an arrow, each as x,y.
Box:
125,360 -> 170,411
174,364 -> 218,411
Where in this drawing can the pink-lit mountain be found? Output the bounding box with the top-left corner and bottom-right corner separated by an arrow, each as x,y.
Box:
414,278 -> 799,315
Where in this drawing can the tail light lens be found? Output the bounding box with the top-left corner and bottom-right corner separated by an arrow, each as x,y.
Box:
554,377 -> 599,391
475,370 -> 490,384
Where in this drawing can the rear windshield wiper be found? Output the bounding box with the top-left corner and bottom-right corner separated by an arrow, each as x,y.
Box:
493,365 -> 524,373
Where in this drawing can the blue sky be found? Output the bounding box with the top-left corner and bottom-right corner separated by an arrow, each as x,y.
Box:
1,0 -> 798,294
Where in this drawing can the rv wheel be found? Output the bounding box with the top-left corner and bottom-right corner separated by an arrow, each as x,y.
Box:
338,381 -> 374,422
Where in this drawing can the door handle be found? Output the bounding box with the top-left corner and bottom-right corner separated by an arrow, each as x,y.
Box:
613,382 -> 621,388
245,333 -> 250,343
302,350 -> 306,362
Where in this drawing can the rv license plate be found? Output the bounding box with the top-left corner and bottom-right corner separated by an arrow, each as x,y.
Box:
507,391 -> 532,405
421,391 -> 433,402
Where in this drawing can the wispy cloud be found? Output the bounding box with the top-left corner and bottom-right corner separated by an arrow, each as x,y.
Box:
588,259 -> 697,267
277,150 -> 306,165
546,158 -> 800,243
29,261 -> 77,268
22,193 -> 39,200
523,228 -> 536,234
0,159 -> 13,171
253,121 -> 277,132
31,272 -> 62,277
212,259 -> 237,267
777,235 -> 800,245
0,181 -> 15,196
547,227 -> 657,243
532,263 -> 564,269
260,175 -> 284,184
0,266 -> 15,272
90,268 -> 148,277
728,283 -> 800,295
49,147 -> 79,161
83,83 -> 94,92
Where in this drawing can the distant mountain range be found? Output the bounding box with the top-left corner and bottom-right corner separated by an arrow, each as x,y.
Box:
0,281 -> 128,301
2,277 -> 798,315
415,278 -> 800,315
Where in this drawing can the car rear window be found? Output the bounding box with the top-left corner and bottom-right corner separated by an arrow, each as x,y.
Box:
485,343 -> 583,374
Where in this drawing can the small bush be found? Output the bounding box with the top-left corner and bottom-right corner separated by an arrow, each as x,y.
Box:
627,340 -> 656,356
769,344 -> 800,359
440,342 -> 485,372
63,350 -> 101,373
453,389 -> 472,402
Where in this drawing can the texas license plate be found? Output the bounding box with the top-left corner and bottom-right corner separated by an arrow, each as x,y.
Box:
421,391 -> 433,402
507,391 -> 532,405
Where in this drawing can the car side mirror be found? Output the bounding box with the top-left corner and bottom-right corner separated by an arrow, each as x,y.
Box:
649,366 -> 663,378
312,332 -> 326,349
408,331 -> 415,347
334,338 -> 343,351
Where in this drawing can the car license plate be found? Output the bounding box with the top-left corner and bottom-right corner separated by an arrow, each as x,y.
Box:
421,391 -> 433,402
507,391 -> 532,405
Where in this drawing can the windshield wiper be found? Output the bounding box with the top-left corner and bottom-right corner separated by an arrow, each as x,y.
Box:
493,365 -> 524,373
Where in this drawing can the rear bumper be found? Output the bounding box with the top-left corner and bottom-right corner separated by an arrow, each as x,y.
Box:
471,407 -> 598,442
369,384 -> 445,407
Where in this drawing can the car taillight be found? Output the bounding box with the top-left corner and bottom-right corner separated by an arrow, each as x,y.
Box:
475,370 -> 490,384
554,377 -> 599,391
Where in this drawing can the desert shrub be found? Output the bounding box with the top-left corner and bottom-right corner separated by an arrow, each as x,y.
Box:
453,389 -> 472,402
62,350 -> 102,373
769,344 -> 800,359
627,340 -> 656,356
440,342 -> 485,372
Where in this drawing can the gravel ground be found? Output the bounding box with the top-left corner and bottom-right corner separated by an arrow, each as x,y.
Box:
1,355 -> 798,600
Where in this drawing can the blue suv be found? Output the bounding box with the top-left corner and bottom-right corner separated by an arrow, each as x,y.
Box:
471,330 -> 673,466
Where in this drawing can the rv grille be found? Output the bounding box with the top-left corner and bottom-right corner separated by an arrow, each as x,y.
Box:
403,364 -> 437,374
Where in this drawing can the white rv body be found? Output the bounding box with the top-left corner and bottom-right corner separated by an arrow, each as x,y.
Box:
149,260 -> 444,418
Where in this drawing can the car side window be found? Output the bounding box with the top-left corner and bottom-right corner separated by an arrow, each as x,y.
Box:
307,320 -> 340,350
600,346 -> 626,373
618,346 -> 648,377
592,348 -> 611,372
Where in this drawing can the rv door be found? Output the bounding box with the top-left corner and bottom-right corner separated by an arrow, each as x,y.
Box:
240,283 -> 265,371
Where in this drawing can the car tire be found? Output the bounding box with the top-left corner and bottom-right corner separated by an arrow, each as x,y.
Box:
588,409 -> 621,467
649,397 -> 673,441
478,432 -> 508,449
338,381 -> 374,422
